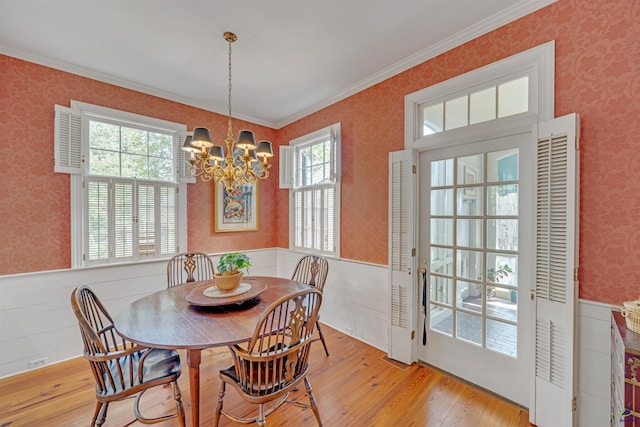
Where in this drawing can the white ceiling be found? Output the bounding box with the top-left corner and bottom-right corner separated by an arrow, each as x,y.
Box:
0,0 -> 552,128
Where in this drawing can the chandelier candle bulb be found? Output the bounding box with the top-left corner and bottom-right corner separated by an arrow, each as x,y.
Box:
183,31 -> 273,192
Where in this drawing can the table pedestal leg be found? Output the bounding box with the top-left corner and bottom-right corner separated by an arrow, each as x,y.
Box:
187,349 -> 202,427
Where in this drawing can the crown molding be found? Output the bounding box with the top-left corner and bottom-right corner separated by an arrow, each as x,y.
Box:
274,0 -> 557,129
0,45 -> 277,129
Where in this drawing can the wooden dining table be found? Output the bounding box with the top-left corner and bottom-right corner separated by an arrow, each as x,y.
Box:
113,276 -> 311,427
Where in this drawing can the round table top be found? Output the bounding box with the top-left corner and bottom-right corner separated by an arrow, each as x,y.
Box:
114,276 -> 310,350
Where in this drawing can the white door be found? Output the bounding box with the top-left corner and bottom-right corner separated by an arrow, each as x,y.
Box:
418,131 -> 533,406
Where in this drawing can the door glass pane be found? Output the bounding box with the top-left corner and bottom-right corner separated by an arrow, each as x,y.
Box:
487,184 -> 518,215
457,219 -> 483,248
456,311 -> 482,345
457,187 -> 484,216
423,103 -> 444,135
431,276 -> 454,305
431,247 -> 454,275
486,253 -> 517,286
445,96 -> 468,130
457,154 -> 484,184
487,286 -> 517,321
431,218 -> 453,246
457,249 -> 483,281
431,189 -> 453,215
470,87 -> 496,125
430,305 -> 452,336
431,159 -> 453,186
457,281 -> 482,313
488,149 -> 518,182
487,219 -> 518,251
487,319 -> 517,357
498,76 -> 528,118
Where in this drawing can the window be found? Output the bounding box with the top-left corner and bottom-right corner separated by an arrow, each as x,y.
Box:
282,123 -> 341,257
54,101 -> 188,267
420,76 -> 529,135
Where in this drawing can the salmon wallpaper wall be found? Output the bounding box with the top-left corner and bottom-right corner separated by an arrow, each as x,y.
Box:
277,0 -> 640,305
0,55 -> 278,275
1,0 -> 638,305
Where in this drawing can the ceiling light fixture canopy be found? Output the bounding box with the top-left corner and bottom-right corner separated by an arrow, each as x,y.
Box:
183,31 -> 273,192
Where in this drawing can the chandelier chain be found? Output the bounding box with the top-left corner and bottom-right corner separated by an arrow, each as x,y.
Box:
227,35 -> 233,139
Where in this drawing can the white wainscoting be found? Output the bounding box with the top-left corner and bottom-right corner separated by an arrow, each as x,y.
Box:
0,248 -> 278,378
0,248 -> 389,379
0,250 -> 619,427
276,249 -> 389,352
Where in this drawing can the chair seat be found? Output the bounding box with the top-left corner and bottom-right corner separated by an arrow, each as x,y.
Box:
100,349 -> 181,395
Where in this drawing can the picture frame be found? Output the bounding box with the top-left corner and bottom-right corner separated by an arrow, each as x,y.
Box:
214,182 -> 258,232
463,165 -> 477,196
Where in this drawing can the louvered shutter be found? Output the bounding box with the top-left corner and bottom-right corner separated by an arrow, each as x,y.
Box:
160,185 -> 177,254
388,149 -> 417,364
279,145 -> 295,188
137,183 -> 156,257
54,105 -> 82,174
531,113 -> 579,427
323,186 -> 335,252
113,180 -> 134,260
85,178 -> 110,263
177,132 -> 196,183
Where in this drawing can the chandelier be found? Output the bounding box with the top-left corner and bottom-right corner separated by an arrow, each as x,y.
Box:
182,31 -> 273,192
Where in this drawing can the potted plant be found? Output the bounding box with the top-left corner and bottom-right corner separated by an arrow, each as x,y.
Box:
215,252 -> 251,291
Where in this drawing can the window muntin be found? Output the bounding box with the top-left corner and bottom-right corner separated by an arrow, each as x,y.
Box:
420,75 -> 530,137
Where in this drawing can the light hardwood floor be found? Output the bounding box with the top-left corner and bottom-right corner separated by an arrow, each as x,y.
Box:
0,325 -> 532,426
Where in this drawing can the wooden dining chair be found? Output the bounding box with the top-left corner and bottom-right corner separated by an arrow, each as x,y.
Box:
166,252 -> 215,287
291,255 -> 330,356
71,286 -> 186,427
213,287 -> 324,427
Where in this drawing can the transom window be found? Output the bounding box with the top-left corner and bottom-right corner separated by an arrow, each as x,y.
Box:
421,76 -> 529,135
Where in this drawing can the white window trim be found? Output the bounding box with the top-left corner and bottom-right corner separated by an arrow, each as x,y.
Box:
66,101 -> 188,268
286,123 -> 341,258
405,41 -> 555,152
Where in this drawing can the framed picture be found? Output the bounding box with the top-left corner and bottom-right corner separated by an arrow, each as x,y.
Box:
214,182 -> 258,232
463,165 -> 477,196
